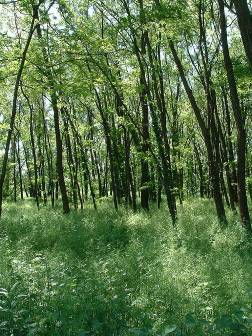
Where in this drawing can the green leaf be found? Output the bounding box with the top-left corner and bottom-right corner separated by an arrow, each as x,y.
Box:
185,313 -> 197,328
0,289 -> 8,296
162,325 -> 177,335
129,328 -> 149,335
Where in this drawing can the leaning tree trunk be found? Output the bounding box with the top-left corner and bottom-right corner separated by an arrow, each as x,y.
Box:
0,4 -> 40,217
233,0 -> 252,70
218,0 -> 251,232
169,40 -> 227,225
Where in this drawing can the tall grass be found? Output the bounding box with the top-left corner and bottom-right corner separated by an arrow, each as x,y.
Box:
0,198 -> 252,335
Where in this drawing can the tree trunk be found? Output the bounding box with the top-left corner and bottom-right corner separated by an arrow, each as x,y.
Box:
218,0 -> 251,232
36,22 -> 70,214
0,5 -> 39,216
233,0 -> 252,69
170,40 -> 227,225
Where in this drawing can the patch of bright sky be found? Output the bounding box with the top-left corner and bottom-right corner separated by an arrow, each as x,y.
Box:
88,5 -> 94,17
48,2 -> 94,22
0,4 -> 17,37
48,2 -> 64,29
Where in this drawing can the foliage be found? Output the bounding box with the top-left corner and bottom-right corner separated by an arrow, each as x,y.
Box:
0,199 -> 252,335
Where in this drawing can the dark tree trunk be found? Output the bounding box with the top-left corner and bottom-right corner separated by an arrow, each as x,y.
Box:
0,5 -> 39,216
146,34 -> 177,224
169,40 -> 227,225
233,0 -> 252,69
94,89 -> 118,210
21,86 -> 40,209
36,22 -> 70,214
15,132 -> 24,200
41,102 -> 55,207
63,106 -> 97,210
139,68 -> 150,210
12,138 -> 17,202
62,109 -> 78,210
222,88 -> 238,203
219,0 -> 251,232
194,143 -> 205,198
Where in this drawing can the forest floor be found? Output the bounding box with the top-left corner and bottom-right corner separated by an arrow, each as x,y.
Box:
0,199 -> 252,335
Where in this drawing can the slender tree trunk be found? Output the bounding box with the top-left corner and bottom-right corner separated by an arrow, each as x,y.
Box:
233,0 -> 252,69
218,0 -> 251,232
0,5 -> 39,216
63,106 -> 97,210
15,132 -> 24,200
36,22 -> 70,214
12,138 -> 17,202
169,40 -> 227,225
95,89 -> 118,209
41,102 -> 55,207
139,67 -> 150,210
21,86 -> 40,209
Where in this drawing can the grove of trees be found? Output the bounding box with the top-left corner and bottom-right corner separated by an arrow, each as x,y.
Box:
0,0 -> 252,230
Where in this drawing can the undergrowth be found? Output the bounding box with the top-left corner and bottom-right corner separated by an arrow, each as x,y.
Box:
0,198 -> 252,335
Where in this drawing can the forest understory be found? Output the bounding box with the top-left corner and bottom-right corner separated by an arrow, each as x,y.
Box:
1,199 -> 252,336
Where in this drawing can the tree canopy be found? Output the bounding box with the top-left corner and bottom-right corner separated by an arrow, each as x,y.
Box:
0,0 -> 252,230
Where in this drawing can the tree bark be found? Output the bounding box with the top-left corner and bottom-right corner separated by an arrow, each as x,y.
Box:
233,0 -> 252,69
0,5 -> 39,216
36,21 -> 70,214
218,0 -> 251,232
169,40 -> 227,225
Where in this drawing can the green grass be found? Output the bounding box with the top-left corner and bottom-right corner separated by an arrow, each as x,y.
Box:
0,198 -> 252,335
